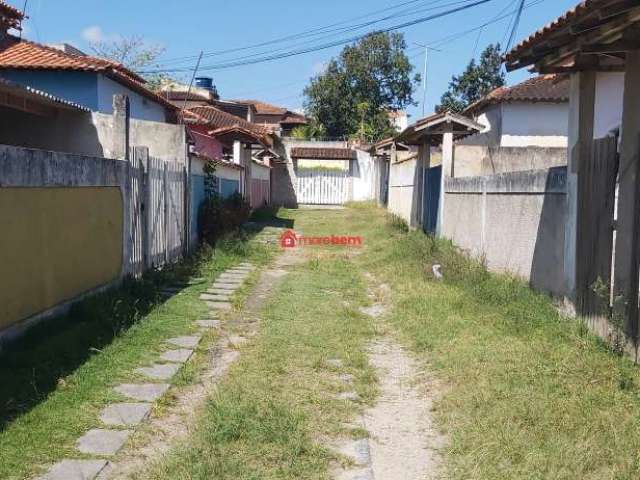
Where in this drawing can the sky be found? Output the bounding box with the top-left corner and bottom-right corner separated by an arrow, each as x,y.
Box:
18,0 -> 578,121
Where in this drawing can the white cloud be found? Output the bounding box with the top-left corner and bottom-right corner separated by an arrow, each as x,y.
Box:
81,25 -> 120,44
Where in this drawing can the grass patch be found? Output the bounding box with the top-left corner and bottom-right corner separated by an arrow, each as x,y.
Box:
149,248 -> 377,479
289,204 -> 640,480
0,234 -> 272,480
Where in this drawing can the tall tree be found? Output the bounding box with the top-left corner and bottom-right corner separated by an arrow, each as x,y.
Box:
303,32 -> 419,141
89,35 -> 171,91
437,43 -> 505,113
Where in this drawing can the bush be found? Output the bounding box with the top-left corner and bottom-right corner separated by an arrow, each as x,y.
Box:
199,192 -> 251,245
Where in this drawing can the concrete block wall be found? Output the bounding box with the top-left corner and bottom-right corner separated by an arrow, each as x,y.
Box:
443,167 -> 567,295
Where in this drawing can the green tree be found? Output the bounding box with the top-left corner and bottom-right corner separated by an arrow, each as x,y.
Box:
89,35 -> 173,91
303,32 -> 419,141
436,43 -> 505,113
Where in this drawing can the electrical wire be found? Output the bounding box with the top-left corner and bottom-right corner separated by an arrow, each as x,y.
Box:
141,0 -> 494,74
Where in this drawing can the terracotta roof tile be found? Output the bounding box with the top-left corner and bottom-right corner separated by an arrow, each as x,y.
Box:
0,35 -> 177,111
290,147 -> 355,160
504,0 -> 626,67
232,99 -> 287,115
186,105 -> 267,135
464,75 -> 569,115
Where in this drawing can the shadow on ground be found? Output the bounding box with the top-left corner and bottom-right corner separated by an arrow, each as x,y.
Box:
0,259 -> 200,431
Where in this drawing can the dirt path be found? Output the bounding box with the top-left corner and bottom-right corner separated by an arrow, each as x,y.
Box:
364,338 -> 444,480
334,275 -> 444,480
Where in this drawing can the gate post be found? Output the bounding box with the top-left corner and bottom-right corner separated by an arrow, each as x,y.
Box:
564,70 -> 596,308
614,50 -> 640,341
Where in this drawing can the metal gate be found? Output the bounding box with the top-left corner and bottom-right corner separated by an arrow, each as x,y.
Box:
422,165 -> 442,235
296,170 -> 351,205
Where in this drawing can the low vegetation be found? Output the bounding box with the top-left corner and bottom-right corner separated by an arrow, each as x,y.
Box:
150,248 -> 377,479
0,235 -> 271,480
296,203 -> 640,480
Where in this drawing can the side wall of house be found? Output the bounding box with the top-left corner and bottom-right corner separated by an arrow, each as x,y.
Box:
442,167 -> 567,295
500,103 -> 569,147
97,75 -> 167,122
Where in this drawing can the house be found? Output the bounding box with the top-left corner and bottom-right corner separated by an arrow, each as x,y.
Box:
504,0 -> 640,344
230,99 -> 308,136
454,75 -> 570,176
0,4 -> 176,122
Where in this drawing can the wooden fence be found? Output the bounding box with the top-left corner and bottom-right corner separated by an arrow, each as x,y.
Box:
129,147 -> 187,276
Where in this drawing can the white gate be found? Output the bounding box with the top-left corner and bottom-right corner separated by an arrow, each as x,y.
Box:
296,170 -> 351,205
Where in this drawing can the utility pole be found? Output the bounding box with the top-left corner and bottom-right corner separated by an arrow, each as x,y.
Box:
414,43 -> 441,117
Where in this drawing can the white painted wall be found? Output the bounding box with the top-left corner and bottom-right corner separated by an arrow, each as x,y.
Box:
97,74 -> 167,122
500,103 -> 568,147
459,102 -> 568,148
216,163 -> 242,182
594,72 -> 624,139
252,162 -> 270,180
353,149 -> 376,201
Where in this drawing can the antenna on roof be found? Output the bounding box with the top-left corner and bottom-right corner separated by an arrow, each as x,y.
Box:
20,0 -> 27,38
179,50 -> 204,126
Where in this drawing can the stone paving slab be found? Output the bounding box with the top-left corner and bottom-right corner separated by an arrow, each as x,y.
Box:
226,269 -> 252,274
197,319 -> 221,329
160,349 -> 193,363
114,383 -> 170,402
207,301 -> 232,310
166,335 -> 201,349
38,459 -> 109,480
207,288 -> 235,295
227,335 -> 248,346
238,263 -> 254,267
339,373 -> 354,384
211,283 -> 240,290
327,358 -> 344,368
216,277 -> 243,284
136,363 -> 181,380
199,293 -> 231,302
77,429 -> 131,455
100,402 -> 152,426
220,271 -> 249,277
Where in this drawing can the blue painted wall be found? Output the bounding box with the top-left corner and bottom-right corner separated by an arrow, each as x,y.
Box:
2,70 -> 167,121
2,70 -> 98,110
191,174 -> 206,244
220,178 -> 240,199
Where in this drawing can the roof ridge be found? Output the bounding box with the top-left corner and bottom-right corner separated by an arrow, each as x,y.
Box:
3,35 -> 146,84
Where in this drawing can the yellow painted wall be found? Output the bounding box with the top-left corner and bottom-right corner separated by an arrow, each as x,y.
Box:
0,187 -> 123,330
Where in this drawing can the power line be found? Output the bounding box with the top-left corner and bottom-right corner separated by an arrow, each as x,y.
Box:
505,0 -> 526,52
157,0 -> 466,67
143,0 -> 493,74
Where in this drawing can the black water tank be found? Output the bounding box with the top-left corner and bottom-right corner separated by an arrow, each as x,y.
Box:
195,77 -> 214,90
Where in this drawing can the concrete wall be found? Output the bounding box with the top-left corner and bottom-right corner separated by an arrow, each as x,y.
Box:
0,186 -> 123,330
0,107 -> 186,163
443,167 -> 567,295
0,145 -> 133,340
388,154 -> 421,227
454,145 -> 567,177
352,149 -> 376,202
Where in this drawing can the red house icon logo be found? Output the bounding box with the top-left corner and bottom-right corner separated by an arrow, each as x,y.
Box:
280,230 -> 298,248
